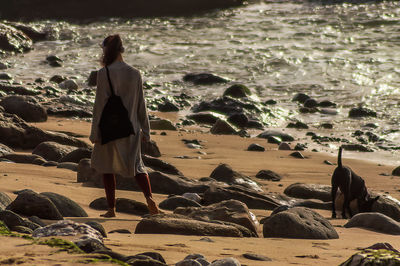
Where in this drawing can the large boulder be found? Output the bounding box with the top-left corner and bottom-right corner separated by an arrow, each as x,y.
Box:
40,192 -> 88,217
7,190 -> 63,220
150,119 -> 177,130
0,111 -> 90,149
135,213 -> 243,237
0,23 -> 32,53
0,96 -> 47,122
210,163 -> 262,192
1,153 -> 46,165
371,194 -> 400,222
344,212 -> 400,235
187,112 -> 219,125
210,119 -> 237,135
183,73 -> 228,85
175,199 -> 258,236
340,243 -> 400,266
159,196 -> 201,211
284,183 -> 331,202
32,142 -> 76,162
263,207 -> 338,239
203,185 -> 280,210
59,148 -> 92,163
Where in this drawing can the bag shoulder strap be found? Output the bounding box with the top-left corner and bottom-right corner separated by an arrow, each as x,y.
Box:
105,66 -> 115,95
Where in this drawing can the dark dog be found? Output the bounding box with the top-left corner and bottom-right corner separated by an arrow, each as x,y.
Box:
331,147 -> 379,218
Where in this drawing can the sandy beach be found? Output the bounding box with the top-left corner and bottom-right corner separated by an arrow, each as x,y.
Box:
0,115 -> 399,265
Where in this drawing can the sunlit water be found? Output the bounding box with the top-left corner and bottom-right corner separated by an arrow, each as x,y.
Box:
3,0 -> 400,165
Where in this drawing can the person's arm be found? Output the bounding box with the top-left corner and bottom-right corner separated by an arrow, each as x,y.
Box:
137,72 -> 150,142
89,69 -> 107,143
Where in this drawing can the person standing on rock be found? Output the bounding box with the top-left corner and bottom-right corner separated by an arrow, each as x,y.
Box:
89,34 -> 159,217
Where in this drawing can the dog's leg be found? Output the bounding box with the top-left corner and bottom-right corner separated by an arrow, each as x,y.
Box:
342,183 -> 352,219
331,182 -> 338,218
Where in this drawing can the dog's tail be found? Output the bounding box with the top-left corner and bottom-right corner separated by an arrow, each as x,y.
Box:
338,146 -> 343,168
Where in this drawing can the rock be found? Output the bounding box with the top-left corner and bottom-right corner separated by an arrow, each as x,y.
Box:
344,212 -> 400,235
0,153 -> 46,164
247,143 -> 265,152
242,253 -> 271,261
134,252 -> 166,264
257,130 -> 294,141
342,143 -> 373,152
0,111 -> 90,149
341,244 -> 400,266
57,162 -> 78,171
11,225 -> 33,234
157,100 -> 179,112
0,96 -> 47,122
75,237 -> 107,253
59,148 -> 92,163
32,141 -> 76,162
392,166 -> 400,176
87,71 -> 98,86
148,172 -> 210,195
292,199 -> 332,210
59,79 -> 78,91
304,98 -> 318,108
7,190 -> 63,220
255,170 -> 282,181
263,207 -> 338,239
187,112 -> 219,125
203,185 -> 280,210
85,221 -> 107,237
6,23 -> 47,42
150,119 -> 177,130
0,192 -> 12,210
0,62 -> 7,70
210,119 -> 237,135
0,73 -> 12,80
284,183 -> 331,202
33,220 -> 103,244
292,93 -> 310,103
371,194 -> 400,222
176,259 -> 202,266
50,75 -> 66,84
127,256 -> 167,266
227,113 -> 248,128
278,142 -> 291,150
142,154 -> 182,175
174,199 -> 258,236
142,140 -> 161,157
159,196 -> 201,211
210,164 -> 262,192
287,121 -> 308,129
0,143 -> 13,156
77,158 -> 99,183
223,84 -> 250,98
183,73 -> 228,85
109,229 -> 131,234
116,198 -> 149,216
349,107 -> 377,118
210,258 -> 241,266
89,197 -> 149,216
0,210 -> 40,231
28,216 -> 46,227
135,213 -> 243,237
40,192 -> 88,217
182,193 -> 202,203
0,84 -> 39,96
0,23 -> 32,53
289,151 -> 305,159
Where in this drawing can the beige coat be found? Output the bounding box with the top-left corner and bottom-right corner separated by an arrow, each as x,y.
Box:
89,61 -> 150,176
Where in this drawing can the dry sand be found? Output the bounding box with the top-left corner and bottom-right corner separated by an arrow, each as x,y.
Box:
0,116 -> 399,265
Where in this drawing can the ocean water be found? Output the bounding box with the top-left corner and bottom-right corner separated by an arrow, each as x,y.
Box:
4,0 -> 400,164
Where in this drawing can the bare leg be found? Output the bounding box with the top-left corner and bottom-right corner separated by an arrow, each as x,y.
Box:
101,173 -> 116,218
135,173 -> 159,215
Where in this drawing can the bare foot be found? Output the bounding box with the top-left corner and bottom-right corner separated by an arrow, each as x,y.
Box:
100,209 -> 116,218
146,197 -> 159,215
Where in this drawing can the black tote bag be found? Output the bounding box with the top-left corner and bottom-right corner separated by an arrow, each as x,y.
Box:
98,66 -> 134,144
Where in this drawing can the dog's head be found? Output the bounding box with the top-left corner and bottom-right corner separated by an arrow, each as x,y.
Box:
357,193 -> 380,213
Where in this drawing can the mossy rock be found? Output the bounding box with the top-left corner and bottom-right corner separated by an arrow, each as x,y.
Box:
340,249 -> 400,265
223,84 -> 251,98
